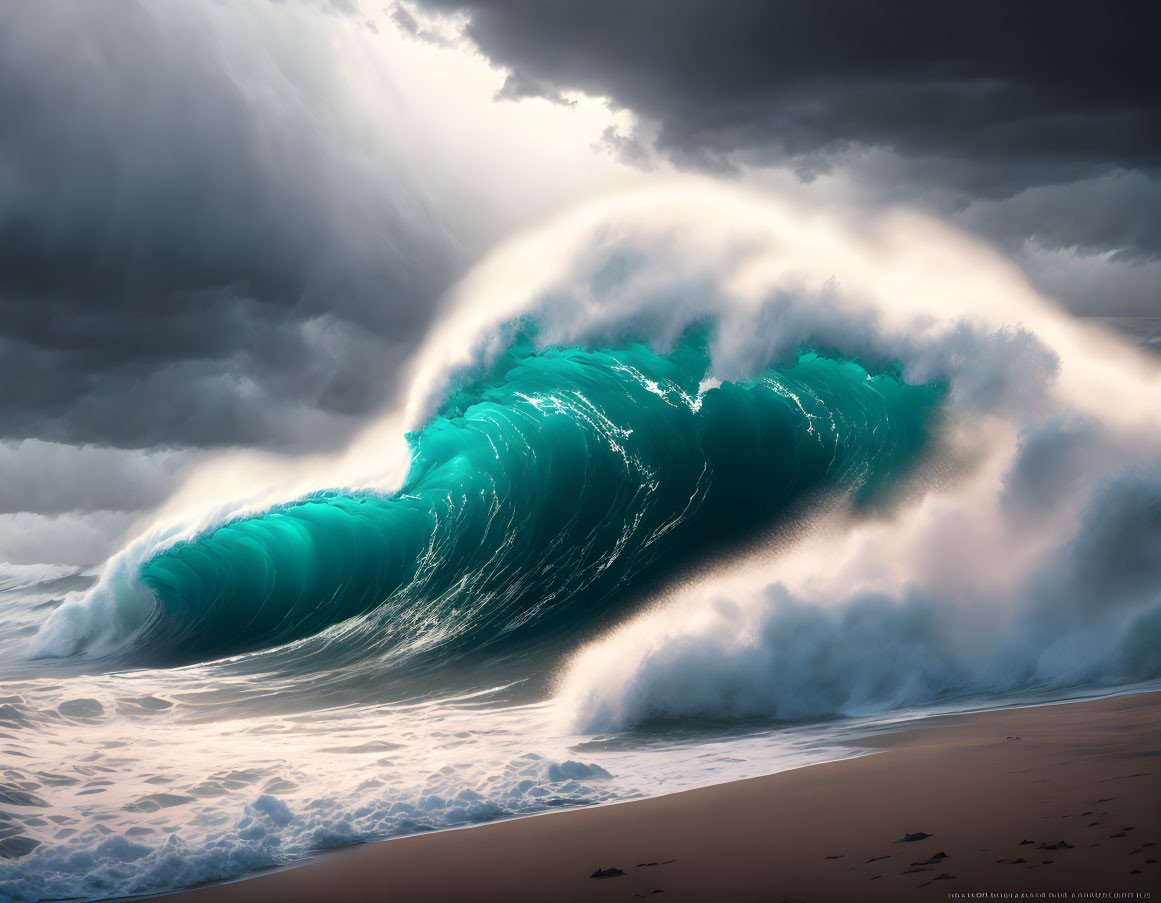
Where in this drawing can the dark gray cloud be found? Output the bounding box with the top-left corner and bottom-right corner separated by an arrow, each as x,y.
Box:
413,0 -> 1160,273
0,439 -> 203,564
0,511 -> 142,567
0,0 -> 463,452
952,170 -> 1161,263
415,0 -> 1158,184
0,440 -> 197,517
3,0 -> 1157,464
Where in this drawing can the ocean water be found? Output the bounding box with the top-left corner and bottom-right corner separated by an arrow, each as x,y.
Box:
0,331 -> 944,900
3,573 -> 1154,903
5,192 -> 1161,901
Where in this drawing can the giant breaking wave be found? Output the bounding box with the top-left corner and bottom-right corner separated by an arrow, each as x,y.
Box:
29,184 -> 1161,730
34,329 -> 940,666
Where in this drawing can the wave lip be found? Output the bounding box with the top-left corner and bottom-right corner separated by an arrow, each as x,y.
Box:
38,328 -> 942,666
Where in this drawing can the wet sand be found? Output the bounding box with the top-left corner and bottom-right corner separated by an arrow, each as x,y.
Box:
168,691 -> 1160,901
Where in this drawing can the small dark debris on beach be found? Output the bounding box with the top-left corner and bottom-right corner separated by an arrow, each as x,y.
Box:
1130,869 -> 1143,875
896,831 -> 932,842
1124,826 -> 1136,830
1040,840 -> 1073,850
865,855 -> 889,863
823,854 -> 843,859
1042,860 -> 1053,864
901,867 -> 931,874
1019,839 -> 1034,845
1146,858 -> 1158,864
636,862 -> 658,867
935,874 -> 954,881
590,867 -> 624,879
1089,822 -> 1099,826
1081,810 -> 1092,816
1112,833 -> 1128,838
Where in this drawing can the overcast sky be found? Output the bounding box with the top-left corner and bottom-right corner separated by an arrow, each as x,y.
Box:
1,0 -> 1157,564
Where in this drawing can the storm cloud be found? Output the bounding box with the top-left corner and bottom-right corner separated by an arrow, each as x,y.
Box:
410,0 -> 1160,304
0,0 -> 462,452
411,0 -> 1157,184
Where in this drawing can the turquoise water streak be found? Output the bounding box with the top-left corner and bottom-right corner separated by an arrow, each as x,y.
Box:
135,330 -> 943,664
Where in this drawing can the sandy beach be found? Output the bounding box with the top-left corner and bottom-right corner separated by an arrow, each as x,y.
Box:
166,691 -> 1160,902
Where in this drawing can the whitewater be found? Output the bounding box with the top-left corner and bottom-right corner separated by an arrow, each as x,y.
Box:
3,183 -> 1161,901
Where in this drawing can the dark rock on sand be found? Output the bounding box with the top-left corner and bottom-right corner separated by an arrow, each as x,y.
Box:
590,867 -> 624,879
896,832 -> 933,842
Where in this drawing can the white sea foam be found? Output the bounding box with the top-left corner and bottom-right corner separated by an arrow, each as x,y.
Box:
0,676 -> 859,902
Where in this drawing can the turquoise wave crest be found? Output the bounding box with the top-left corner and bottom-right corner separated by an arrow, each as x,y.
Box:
133,327 -> 943,664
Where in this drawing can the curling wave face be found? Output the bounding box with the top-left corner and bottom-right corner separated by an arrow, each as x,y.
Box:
86,329 -> 941,666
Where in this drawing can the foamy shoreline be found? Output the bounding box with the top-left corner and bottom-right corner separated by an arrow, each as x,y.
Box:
157,691 -> 1161,902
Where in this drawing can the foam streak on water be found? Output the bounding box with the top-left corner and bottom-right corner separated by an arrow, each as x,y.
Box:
0,647 -> 866,903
